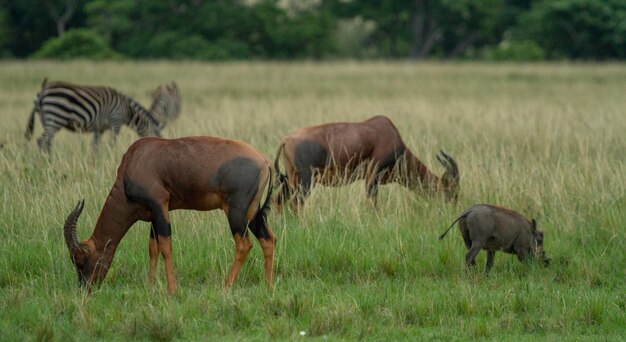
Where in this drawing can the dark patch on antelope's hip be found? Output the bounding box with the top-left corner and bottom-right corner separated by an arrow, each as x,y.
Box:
212,157 -> 261,194
294,140 -> 330,171
378,146 -> 405,171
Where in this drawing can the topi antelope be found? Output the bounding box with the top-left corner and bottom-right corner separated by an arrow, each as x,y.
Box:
273,115 -> 460,212
63,136 -> 276,294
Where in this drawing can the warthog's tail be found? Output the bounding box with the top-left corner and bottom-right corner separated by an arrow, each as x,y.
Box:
439,211 -> 471,240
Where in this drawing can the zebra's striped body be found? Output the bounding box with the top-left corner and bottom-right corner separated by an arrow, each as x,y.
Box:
25,78 -> 161,153
149,81 -> 181,129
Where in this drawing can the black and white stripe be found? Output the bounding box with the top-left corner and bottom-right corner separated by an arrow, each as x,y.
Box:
25,78 -> 161,152
149,81 -> 181,129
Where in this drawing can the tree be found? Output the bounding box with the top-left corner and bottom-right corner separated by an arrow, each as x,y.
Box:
515,0 -> 626,59
327,0 -> 503,59
45,0 -> 79,37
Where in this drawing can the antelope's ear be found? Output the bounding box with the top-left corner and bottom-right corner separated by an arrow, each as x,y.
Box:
531,218 -> 537,231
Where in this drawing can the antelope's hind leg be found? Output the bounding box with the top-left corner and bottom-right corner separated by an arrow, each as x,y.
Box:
292,168 -> 313,213
224,206 -> 253,288
248,216 -> 276,287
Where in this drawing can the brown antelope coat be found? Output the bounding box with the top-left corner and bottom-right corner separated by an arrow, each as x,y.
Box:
274,115 -> 459,211
63,136 -> 276,294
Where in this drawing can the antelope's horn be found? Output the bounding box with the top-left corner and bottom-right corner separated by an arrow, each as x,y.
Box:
436,152 -> 449,168
440,150 -> 459,180
64,199 -> 84,253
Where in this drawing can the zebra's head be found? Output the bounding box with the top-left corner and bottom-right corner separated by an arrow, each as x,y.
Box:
130,101 -> 161,138
150,81 -> 181,129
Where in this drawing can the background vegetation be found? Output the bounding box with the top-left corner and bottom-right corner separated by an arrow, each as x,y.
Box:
1,0 -> 626,61
0,61 -> 624,340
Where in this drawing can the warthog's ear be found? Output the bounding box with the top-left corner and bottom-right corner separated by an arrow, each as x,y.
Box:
531,218 -> 537,231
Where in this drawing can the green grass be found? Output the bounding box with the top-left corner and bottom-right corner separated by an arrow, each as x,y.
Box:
0,61 -> 624,340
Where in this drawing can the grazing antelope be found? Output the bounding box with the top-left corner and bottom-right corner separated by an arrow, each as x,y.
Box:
63,136 -> 276,294
150,81 -> 181,129
439,204 -> 550,272
274,115 -> 460,211
25,78 -> 161,153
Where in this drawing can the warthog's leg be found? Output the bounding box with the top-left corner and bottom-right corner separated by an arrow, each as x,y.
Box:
465,241 -> 483,270
461,229 -> 472,250
485,251 -> 496,273
516,249 -> 529,263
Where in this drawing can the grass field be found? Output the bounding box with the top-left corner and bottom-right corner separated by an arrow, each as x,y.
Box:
0,61 -> 624,340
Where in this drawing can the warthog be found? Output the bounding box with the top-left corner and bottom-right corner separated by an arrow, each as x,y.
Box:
439,204 -> 550,272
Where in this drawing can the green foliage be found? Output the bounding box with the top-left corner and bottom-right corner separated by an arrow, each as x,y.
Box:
334,17 -> 378,58
31,28 -> 121,60
0,7 -> 8,57
0,0 -> 88,58
142,33 -> 249,61
484,40 -> 546,61
516,0 -> 626,59
2,0 -> 626,60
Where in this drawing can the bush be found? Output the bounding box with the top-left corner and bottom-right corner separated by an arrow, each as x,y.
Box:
484,40 -> 546,61
31,29 -> 121,60
144,32 -> 250,60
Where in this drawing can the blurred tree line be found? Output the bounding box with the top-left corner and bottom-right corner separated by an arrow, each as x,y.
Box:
0,0 -> 625,61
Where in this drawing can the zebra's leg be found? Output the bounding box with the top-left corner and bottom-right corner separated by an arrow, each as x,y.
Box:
92,130 -> 102,152
36,124 -> 59,154
111,124 -> 121,146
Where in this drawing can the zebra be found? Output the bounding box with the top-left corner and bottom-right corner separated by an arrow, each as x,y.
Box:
25,78 -> 161,153
149,81 -> 181,129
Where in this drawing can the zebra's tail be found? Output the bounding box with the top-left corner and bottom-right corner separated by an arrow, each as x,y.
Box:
25,78 -> 48,140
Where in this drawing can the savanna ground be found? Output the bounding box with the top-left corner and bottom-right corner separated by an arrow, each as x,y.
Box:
0,61 -> 624,341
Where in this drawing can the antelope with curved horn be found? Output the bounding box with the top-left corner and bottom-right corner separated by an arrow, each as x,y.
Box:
274,115 -> 460,212
63,136 -> 276,294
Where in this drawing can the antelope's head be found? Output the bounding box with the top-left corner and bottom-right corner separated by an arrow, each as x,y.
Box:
63,200 -> 108,290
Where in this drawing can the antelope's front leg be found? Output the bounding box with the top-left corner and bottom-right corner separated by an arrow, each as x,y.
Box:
159,236 -> 176,294
151,204 -> 176,294
148,225 -> 158,283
